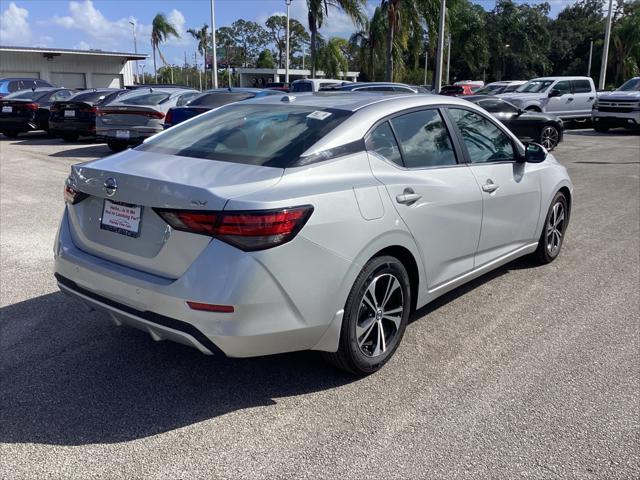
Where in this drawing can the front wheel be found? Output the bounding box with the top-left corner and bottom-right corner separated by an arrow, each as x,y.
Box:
539,125 -> 560,150
532,192 -> 568,264
323,255 -> 411,375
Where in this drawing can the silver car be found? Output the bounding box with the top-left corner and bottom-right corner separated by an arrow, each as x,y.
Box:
55,93 -> 573,375
96,87 -> 199,152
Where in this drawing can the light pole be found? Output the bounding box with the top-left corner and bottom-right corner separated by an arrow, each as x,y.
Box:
599,0 -> 614,90
285,0 -> 291,84
129,20 -> 138,84
587,38 -> 593,77
434,0 -> 446,92
445,34 -> 451,85
210,0 -> 218,88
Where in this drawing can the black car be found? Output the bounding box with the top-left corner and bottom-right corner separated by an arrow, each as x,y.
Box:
49,88 -> 127,141
466,95 -> 564,150
0,88 -> 75,138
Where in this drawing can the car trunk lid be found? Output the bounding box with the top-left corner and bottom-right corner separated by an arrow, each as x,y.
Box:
98,105 -> 164,127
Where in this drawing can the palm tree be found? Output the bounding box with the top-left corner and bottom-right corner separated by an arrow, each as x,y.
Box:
306,0 -> 366,78
151,13 -> 180,82
187,24 -> 209,88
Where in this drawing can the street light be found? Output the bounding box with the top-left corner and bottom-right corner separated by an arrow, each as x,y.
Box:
129,20 -> 139,84
285,0 -> 291,84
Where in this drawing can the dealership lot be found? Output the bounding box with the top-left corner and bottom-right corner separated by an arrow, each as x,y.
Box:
0,131 -> 638,478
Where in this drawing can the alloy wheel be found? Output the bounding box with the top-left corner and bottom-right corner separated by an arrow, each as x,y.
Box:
546,201 -> 565,256
356,273 -> 404,358
540,126 -> 559,150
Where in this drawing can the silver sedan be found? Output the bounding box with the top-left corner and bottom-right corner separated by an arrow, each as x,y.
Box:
55,92 -> 573,375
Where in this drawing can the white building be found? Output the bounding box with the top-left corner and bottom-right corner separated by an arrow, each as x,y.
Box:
0,46 -> 147,88
237,68 -> 359,88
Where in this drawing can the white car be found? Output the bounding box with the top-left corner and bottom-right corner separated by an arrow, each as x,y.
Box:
55,93 -> 572,374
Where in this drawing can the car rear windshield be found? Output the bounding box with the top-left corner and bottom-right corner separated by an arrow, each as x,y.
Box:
474,84 -> 504,95
112,91 -> 171,106
617,78 -> 640,91
187,92 -> 254,107
69,90 -> 114,103
137,104 -> 351,168
3,89 -> 48,100
291,82 -> 313,93
517,80 -> 554,93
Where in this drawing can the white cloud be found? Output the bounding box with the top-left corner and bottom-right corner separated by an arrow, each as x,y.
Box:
74,40 -> 91,50
166,9 -> 190,46
0,2 -> 32,45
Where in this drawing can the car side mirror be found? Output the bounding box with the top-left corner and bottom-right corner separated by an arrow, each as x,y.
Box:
524,142 -> 548,163
548,89 -> 561,98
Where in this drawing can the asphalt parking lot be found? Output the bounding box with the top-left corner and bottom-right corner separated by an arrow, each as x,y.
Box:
1,130 -> 639,479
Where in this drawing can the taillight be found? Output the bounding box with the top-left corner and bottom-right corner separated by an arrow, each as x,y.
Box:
79,106 -> 98,114
148,110 -> 165,119
24,103 -> 39,111
63,178 -> 88,205
165,109 -> 173,125
154,206 -> 313,251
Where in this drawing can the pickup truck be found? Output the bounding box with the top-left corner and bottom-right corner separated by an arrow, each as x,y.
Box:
497,76 -> 596,121
591,77 -> 640,132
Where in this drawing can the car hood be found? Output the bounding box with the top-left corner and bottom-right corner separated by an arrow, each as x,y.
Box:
597,90 -> 640,100
497,92 -> 541,102
518,111 -> 562,123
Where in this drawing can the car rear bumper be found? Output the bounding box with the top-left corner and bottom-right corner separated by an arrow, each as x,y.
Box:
96,126 -> 162,143
54,208 -> 349,358
0,117 -> 36,132
50,120 -> 96,136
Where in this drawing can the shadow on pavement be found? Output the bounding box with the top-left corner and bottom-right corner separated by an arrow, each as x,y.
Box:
0,291 -> 356,446
48,144 -> 111,158
565,129 -> 639,137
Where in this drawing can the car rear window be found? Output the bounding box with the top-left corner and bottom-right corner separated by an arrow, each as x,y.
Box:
112,92 -> 171,105
137,104 -> 351,168
69,91 -> 113,103
291,82 -> 313,93
3,89 -> 49,100
188,92 -> 254,107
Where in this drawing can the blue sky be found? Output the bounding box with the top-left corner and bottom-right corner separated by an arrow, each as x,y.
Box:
1,0 -> 575,67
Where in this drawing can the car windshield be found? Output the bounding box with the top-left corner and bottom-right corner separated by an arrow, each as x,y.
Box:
504,83 -> 523,92
617,78 -> 640,91
291,82 -> 313,93
474,84 -> 504,95
440,86 -> 462,94
3,89 -> 49,100
137,104 -> 351,168
112,91 -> 171,105
516,80 -> 554,93
187,92 -> 254,107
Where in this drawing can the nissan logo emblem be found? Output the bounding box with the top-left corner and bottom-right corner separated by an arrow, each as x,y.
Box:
104,177 -> 118,197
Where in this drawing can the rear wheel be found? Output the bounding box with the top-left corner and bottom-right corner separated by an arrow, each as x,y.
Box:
2,130 -> 19,138
532,192 -> 568,264
539,125 -> 560,150
62,133 -> 79,142
107,140 -> 128,152
594,125 -> 609,133
323,255 -> 411,375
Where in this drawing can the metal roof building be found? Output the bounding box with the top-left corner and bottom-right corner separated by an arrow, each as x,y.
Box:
0,46 -> 147,89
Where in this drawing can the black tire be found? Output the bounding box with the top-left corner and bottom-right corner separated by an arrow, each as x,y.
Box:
107,140 -> 128,152
62,134 -> 79,142
525,106 -> 541,112
323,255 -> 411,375
539,124 -> 560,150
2,130 -> 19,138
593,125 -> 609,133
532,191 -> 568,264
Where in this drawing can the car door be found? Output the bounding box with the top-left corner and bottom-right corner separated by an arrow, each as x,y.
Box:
570,79 -> 596,117
545,80 -> 574,117
366,108 -> 483,289
447,107 -> 541,267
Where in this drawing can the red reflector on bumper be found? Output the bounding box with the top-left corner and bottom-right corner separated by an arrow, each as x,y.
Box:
186,301 -> 234,313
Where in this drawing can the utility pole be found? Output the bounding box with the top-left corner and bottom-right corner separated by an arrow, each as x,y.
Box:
184,51 -> 188,87
424,48 -> 428,85
302,44 -> 306,70
587,39 -> 593,77
434,0 -> 446,92
445,34 -> 451,85
129,20 -> 138,84
599,0 -> 614,89
285,0 -> 291,83
210,0 -> 218,88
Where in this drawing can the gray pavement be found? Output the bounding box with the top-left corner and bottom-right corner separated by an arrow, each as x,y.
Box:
1,130 -> 639,479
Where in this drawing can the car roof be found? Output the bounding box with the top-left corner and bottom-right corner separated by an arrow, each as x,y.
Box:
532,76 -> 591,81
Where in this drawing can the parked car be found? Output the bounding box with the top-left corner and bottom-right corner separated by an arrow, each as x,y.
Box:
290,78 -> 352,92
0,87 -> 75,137
96,88 -> 199,151
474,81 -> 526,96
49,89 -> 128,141
265,82 -> 290,92
466,95 -> 563,150
0,77 -> 54,99
439,84 -> 478,96
56,93 -> 572,375
591,77 -> 640,132
320,82 -> 419,93
164,88 -> 282,128
498,76 -> 596,120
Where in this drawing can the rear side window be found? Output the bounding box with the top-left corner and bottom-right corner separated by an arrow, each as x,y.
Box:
8,81 -> 22,92
188,92 -> 254,107
553,81 -> 571,95
137,104 -> 351,168
390,109 -> 457,168
448,108 -> 515,163
291,82 -> 312,93
366,122 -> 402,166
572,80 -> 592,93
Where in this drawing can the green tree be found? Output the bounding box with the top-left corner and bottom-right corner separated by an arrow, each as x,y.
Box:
151,13 -> 180,82
265,15 -> 310,68
228,19 -> 270,67
317,37 -> 349,78
306,0 -> 366,78
256,49 -> 276,68
349,7 -> 387,81
611,0 -> 640,83
187,24 -> 209,86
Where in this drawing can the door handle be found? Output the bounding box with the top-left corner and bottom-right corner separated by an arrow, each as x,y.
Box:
588,96 -> 595,101
482,180 -> 500,193
567,97 -> 574,101
396,188 -> 422,205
